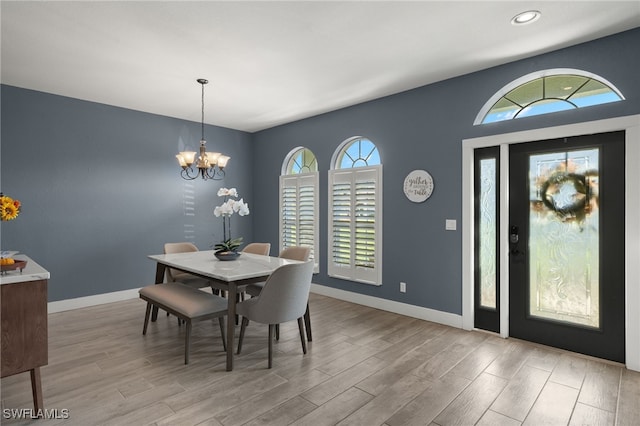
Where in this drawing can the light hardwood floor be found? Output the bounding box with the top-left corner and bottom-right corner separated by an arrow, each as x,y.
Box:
1,293 -> 639,425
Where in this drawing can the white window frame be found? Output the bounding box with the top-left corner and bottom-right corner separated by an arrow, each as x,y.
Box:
328,164 -> 382,285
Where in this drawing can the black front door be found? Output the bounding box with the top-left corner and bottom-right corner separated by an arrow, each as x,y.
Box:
508,131 -> 625,362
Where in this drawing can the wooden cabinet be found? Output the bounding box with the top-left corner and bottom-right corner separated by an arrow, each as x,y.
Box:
1,257 -> 49,411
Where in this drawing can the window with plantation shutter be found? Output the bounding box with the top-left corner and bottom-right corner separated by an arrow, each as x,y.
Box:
280,147 -> 319,273
329,158 -> 382,285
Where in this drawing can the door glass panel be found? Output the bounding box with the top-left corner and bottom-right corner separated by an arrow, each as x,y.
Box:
479,158 -> 497,309
528,148 -> 599,328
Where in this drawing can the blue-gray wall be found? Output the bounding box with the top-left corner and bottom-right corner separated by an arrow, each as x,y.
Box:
1,89 -> 253,301
1,28 -> 638,309
251,28 -> 640,315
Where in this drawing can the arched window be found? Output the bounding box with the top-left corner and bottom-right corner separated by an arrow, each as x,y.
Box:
282,147 -> 318,175
328,137 -> 382,285
475,69 -> 624,125
280,147 -> 319,272
333,137 -> 381,169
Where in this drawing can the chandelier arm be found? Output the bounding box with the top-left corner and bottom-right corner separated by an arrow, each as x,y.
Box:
202,166 -> 225,181
180,167 -> 198,180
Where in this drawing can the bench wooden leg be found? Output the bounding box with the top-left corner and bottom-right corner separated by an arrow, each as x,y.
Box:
185,320 -> 192,364
218,317 -> 227,352
143,302 -> 152,335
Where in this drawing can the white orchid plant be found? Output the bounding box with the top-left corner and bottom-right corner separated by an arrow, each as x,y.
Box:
213,187 -> 250,253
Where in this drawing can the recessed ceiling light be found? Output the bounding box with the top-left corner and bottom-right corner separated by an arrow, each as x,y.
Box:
511,10 -> 541,25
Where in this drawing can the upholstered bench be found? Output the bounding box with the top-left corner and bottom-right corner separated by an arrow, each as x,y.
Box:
139,282 -> 228,364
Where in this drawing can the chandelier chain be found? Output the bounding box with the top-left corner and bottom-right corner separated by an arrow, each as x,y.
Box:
201,81 -> 205,141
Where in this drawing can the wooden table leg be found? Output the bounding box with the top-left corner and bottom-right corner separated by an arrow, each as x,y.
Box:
151,263 -> 166,321
30,368 -> 43,412
226,282 -> 237,371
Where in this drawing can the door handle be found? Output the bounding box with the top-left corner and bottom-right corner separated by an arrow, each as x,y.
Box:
509,225 -> 525,256
510,226 -> 519,244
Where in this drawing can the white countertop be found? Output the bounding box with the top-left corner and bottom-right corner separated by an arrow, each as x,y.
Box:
0,255 -> 50,285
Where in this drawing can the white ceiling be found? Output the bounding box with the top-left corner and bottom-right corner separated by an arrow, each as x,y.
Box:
2,1 -> 639,133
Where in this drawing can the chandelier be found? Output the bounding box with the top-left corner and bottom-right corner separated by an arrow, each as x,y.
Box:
176,79 -> 230,180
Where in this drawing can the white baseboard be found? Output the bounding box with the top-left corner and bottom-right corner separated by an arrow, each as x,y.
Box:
310,283 -> 463,328
48,288 -> 141,313
48,284 -> 463,330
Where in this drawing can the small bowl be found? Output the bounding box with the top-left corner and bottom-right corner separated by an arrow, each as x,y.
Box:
214,251 -> 241,261
0,259 -> 28,273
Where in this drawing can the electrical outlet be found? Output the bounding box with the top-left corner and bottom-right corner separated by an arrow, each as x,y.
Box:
400,282 -> 406,293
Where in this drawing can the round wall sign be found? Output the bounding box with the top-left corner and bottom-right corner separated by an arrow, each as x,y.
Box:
403,170 -> 434,203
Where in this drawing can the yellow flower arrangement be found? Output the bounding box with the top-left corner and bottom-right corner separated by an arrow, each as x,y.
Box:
0,193 -> 21,221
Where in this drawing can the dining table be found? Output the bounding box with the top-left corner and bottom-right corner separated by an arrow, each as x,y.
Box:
148,250 -> 302,371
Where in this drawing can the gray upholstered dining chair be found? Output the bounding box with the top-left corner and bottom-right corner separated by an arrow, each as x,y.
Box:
235,260 -> 314,368
164,242 -> 212,290
245,246 -> 310,297
245,246 -> 313,341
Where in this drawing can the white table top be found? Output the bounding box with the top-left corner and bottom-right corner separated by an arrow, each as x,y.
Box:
0,255 -> 50,285
148,250 -> 301,282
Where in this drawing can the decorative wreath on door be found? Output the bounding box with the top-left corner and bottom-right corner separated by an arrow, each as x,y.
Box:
539,171 -> 597,223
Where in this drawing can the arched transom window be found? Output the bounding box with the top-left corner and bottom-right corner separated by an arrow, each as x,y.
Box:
283,147 -> 318,175
334,137 -> 381,169
475,69 -> 624,125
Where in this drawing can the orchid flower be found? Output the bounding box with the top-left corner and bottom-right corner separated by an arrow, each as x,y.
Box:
213,188 -> 249,253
